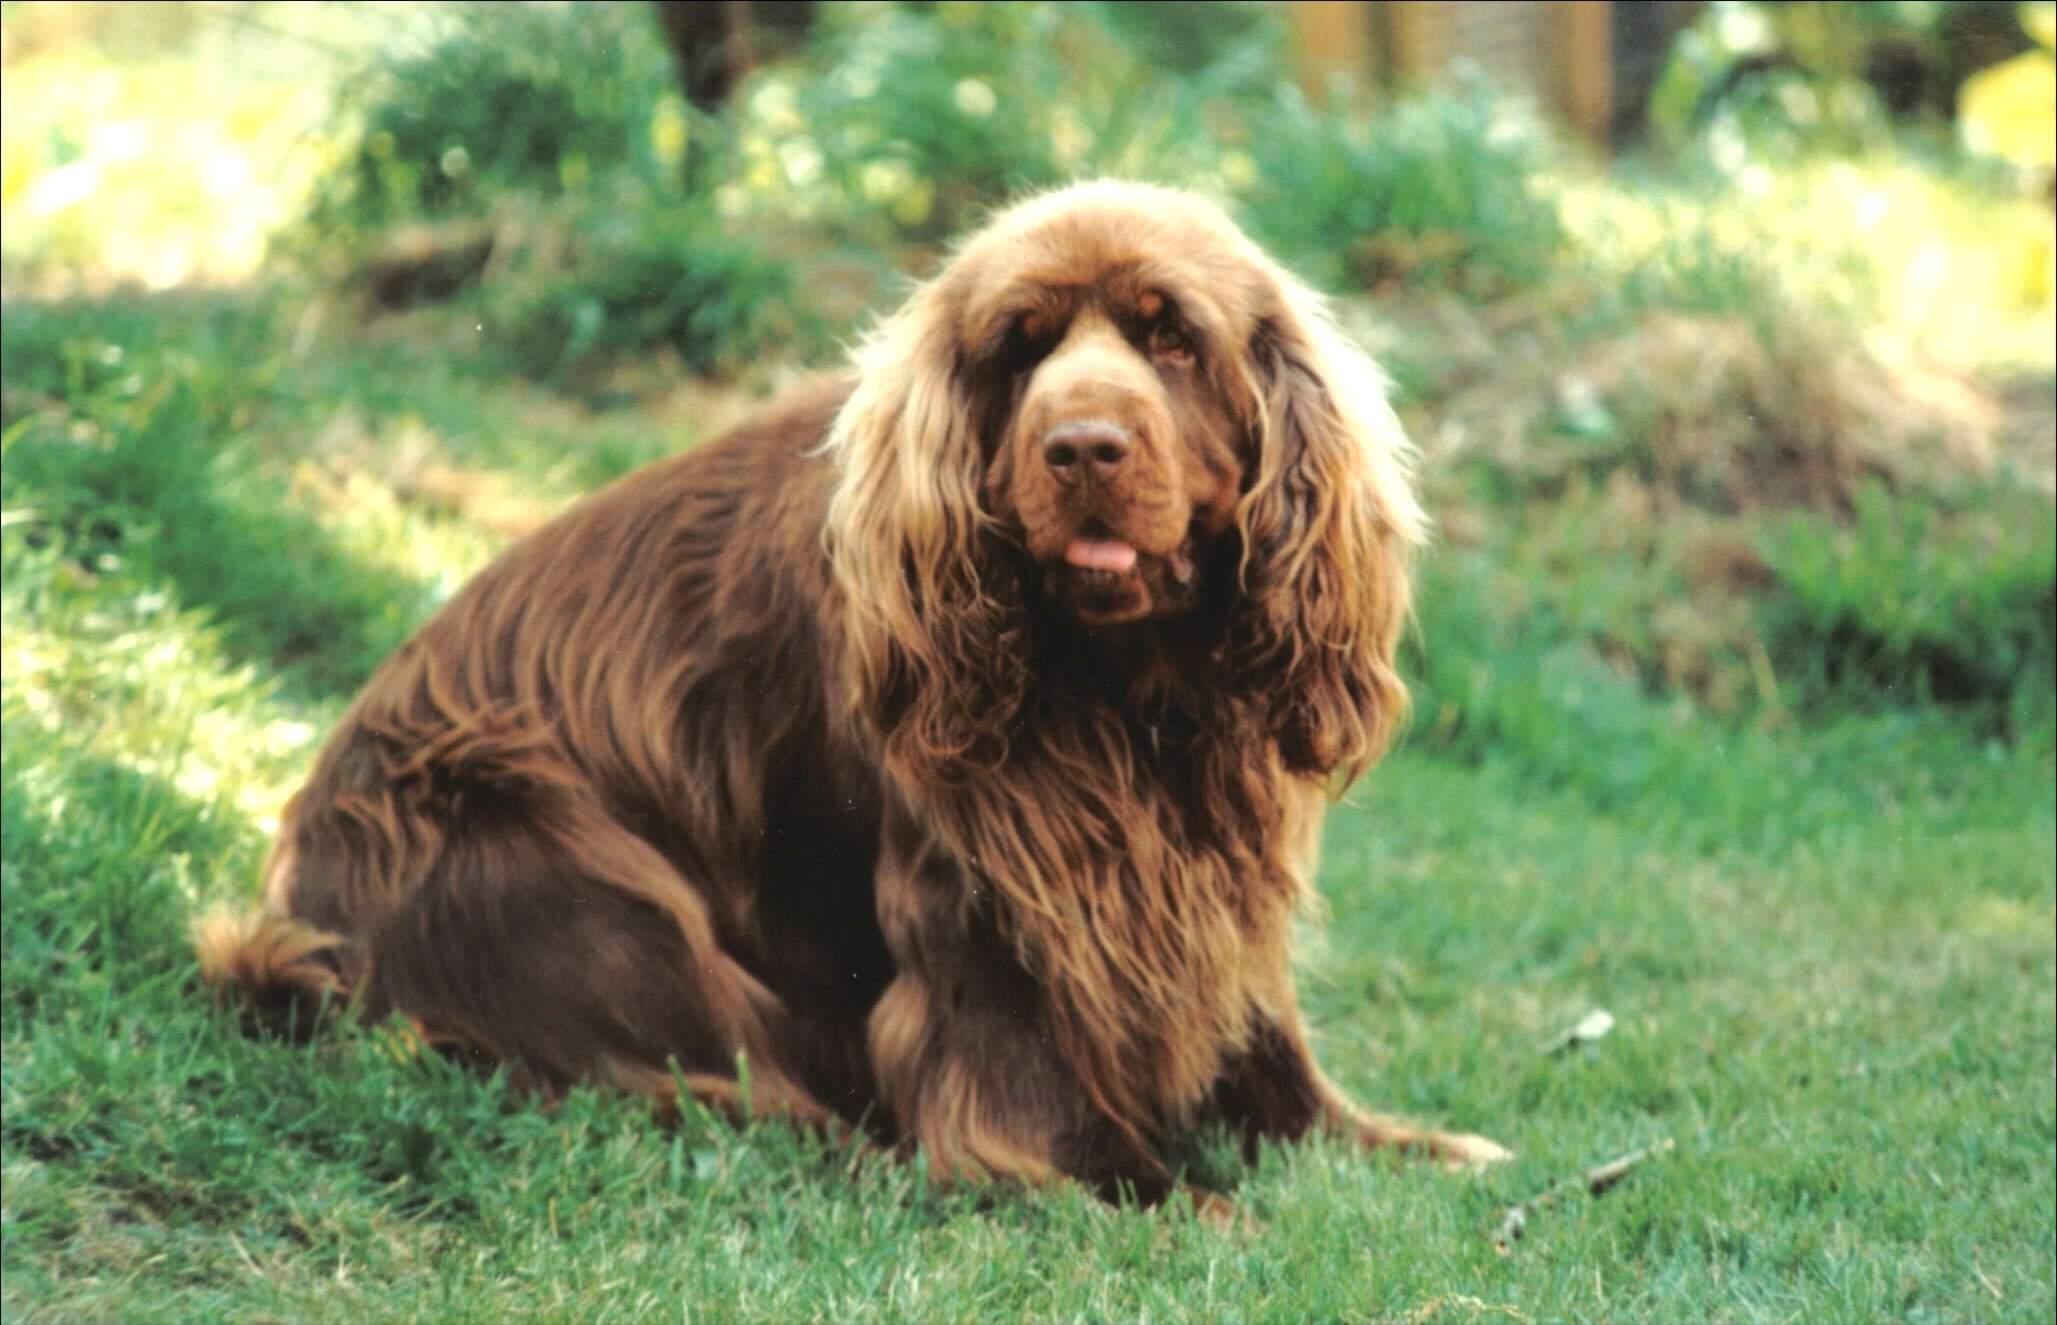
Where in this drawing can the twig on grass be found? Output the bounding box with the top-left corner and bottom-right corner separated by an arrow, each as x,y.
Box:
1405,1292 -> 1533,1323
1972,1253 -> 2005,1304
1493,1137 -> 1676,1254
228,1231 -> 264,1277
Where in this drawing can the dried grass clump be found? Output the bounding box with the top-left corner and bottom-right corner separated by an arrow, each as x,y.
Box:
1411,304 -> 2010,517
1405,302 -> 2039,721
1567,313 -> 2003,513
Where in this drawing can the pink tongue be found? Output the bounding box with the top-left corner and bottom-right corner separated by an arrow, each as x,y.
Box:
1064,538 -> 1138,573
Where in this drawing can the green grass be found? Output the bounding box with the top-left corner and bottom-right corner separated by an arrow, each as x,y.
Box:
3,279 -> 2053,1323
6,3 -> 2053,1317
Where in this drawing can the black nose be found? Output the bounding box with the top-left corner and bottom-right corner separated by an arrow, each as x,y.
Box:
1041,420 -> 1133,483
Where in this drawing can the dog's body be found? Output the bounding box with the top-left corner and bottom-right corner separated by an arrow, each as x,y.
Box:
231,383 -> 892,1117
199,183 -> 1507,1200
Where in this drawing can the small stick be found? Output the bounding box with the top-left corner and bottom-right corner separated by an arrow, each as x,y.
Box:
1494,1138 -> 1675,1253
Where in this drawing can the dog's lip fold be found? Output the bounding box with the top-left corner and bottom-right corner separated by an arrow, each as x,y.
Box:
1064,538 -> 1139,574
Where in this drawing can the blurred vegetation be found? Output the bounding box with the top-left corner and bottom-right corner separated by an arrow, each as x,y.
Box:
1649,1 -> 2051,166
3,4 -> 2054,1322
301,2 -> 682,228
2,0 -> 2050,747
261,1 -> 1598,370
1240,79 -> 1566,296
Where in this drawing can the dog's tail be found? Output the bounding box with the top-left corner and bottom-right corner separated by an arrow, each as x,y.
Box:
193,907 -> 350,1039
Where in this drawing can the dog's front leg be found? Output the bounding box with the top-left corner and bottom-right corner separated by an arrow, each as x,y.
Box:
865,803 -> 1171,1202
1206,1006 -> 1512,1170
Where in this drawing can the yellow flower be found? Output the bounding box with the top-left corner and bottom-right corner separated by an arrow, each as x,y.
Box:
1959,5 -> 2057,169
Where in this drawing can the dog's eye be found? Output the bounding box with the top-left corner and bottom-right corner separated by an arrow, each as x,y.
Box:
1003,317 -> 1055,377
1148,322 -> 1193,364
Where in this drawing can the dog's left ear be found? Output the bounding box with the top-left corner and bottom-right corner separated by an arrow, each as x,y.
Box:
1234,279 -> 1426,780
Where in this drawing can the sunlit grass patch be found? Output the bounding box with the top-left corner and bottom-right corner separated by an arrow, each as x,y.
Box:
1559,151 -> 2057,371
2,311 -> 435,697
280,416 -> 530,604
0,288 -> 692,698
1,527 -> 310,842
0,5 -> 374,296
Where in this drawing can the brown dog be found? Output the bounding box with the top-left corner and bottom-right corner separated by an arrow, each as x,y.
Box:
198,181 -> 1509,1201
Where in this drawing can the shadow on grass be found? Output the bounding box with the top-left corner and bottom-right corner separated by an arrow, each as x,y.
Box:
0,728 -> 255,1028
3,290 -> 443,704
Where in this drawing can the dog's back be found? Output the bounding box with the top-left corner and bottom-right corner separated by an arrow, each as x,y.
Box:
198,376 -> 892,1122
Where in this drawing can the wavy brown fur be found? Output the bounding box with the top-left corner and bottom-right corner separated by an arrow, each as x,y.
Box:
198,181 -> 1507,1199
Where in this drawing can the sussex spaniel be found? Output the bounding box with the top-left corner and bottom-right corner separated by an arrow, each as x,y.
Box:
198,181 -> 1509,1201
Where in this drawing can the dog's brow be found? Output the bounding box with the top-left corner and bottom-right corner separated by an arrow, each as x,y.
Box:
981,286 -> 1080,349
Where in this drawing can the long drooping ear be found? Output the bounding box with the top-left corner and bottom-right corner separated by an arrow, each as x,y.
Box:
823,281 -> 1027,781
1233,273 -> 1427,782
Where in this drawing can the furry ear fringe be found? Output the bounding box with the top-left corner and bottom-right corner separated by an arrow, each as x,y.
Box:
823,285 -> 1026,774
1233,274 -> 1426,781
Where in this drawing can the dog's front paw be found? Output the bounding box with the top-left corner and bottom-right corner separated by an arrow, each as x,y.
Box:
1431,1130 -> 1515,1172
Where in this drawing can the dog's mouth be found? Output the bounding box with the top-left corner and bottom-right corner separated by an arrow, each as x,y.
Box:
1054,532 -> 1201,627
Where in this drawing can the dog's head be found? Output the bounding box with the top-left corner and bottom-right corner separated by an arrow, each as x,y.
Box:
827,181 -> 1424,779
953,199 -> 1249,629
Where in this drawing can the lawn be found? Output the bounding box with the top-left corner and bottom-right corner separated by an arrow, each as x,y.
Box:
3,3 -> 2054,1322
4,279 -> 2051,1325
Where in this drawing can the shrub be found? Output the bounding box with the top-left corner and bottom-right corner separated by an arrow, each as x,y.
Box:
279,2 -> 813,380
1236,81 -> 1566,296
740,1 -> 1270,244
479,195 -> 806,383
1757,479 -> 2056,729
303,1 -> 685,234
1647,1 -> 1913,166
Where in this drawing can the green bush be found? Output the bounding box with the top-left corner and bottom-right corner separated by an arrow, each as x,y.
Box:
1649,5 -> 1893,166
779,2 -> 1079,236
752,1 -> 1270,243
1758,479 -> 2056,730
485,197 -> 807,382
283,0 -> 1569,381
753,0 -> 1559,298
305,1 -> 685,233
1236,80 -> 1566,296
280,2 -> 813,379
1635,0 -> 2035,167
